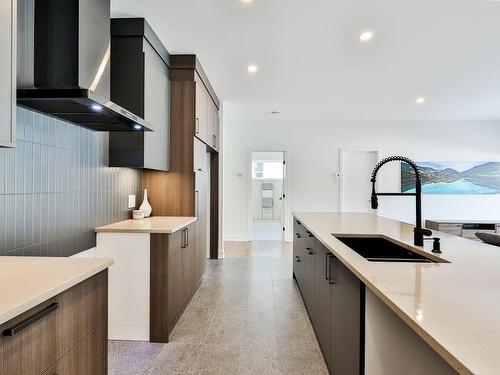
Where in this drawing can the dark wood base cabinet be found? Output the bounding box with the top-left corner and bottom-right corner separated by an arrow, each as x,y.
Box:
150,222 -> 203,343
294,219 -> 364,375
0,271 -> 108,375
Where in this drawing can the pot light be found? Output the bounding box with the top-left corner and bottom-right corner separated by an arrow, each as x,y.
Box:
359,30 -> 374,42
133,124 -> 142,130
247,64 -> 258,74
415,97 -> 426,104
241,0 -> 254,3
91,104 -> 103,111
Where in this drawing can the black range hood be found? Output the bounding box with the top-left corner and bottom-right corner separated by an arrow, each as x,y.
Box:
16,0 -> 152,132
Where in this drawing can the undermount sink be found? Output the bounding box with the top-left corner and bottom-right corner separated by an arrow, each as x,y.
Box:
334,236 -> 443,263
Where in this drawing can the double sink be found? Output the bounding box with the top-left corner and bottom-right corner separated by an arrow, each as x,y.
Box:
334,236 -> 448,263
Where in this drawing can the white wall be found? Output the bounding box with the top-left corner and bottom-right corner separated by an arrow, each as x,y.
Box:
223,111 -> 500,241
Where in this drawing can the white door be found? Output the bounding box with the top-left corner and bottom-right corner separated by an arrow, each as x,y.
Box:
340,150 -> 378,212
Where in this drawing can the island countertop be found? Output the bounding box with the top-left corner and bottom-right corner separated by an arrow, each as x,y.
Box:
95,216 -> 197,234
293,212 -> 500,375
0,257 -> 113,325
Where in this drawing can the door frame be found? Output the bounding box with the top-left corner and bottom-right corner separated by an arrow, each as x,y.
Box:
247,149 -> 289,241
339,149 -> 379,212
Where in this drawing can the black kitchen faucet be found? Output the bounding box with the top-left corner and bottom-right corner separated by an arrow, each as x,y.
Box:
370,156 -> 440,251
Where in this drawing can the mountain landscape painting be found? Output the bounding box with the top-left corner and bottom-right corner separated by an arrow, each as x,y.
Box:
401,162 -> 500,194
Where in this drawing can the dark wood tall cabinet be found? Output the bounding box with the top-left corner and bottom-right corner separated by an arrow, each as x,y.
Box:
143,54 -> 220,260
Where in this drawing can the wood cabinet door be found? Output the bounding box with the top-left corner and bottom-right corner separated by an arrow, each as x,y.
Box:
43,322 -> 107,375
167,229 -> 184,328
330,258 -> 362,375
0,0 -> 14,147
184,224 -> 198,299
196,169 -> 209,281
313,242 -> 332,371
0,272 -> 107,375
195,75 -> 209,144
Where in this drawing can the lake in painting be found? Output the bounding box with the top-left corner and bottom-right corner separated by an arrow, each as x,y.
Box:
401,161 -> 500,195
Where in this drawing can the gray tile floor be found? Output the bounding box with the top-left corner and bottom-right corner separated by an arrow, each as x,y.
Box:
108,241 -> 328,375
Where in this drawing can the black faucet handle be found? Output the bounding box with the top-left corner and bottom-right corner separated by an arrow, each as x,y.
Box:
423,236 -> 442,253
414,227 -> 432,237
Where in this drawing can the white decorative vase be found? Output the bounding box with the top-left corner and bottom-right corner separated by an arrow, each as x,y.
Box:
139,189 -> 152,218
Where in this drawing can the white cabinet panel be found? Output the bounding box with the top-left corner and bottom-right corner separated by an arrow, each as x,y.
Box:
0,0 -> 15,147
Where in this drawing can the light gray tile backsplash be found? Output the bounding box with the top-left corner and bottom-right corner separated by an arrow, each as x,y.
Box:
0,107 -> 142,257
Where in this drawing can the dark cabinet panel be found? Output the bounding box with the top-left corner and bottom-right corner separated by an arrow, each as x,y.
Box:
330,257 -> 363,375
313,242 -> 332,371
293,217 -> 364,375
302,237 -> 316,316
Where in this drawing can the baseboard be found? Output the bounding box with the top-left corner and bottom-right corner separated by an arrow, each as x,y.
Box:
223,235 -> 250,242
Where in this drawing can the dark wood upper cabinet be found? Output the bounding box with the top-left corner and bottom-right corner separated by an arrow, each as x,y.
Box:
170,55 -> 220,151
109,18 -> 171,171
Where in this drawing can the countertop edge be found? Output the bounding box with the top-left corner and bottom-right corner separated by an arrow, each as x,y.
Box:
95,217 -> 197,234
0,259 -> 114,325
293,212 -> 472,375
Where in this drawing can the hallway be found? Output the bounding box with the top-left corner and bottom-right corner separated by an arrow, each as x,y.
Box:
108,241 -> 327,375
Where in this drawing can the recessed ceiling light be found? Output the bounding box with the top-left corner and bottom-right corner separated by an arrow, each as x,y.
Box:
247,64 -> 258,74
415,97 -> 426,104
359,31 -> 374,42
241,0 -> 254,3
91,104 -> 103,111
133,124 -> 142,130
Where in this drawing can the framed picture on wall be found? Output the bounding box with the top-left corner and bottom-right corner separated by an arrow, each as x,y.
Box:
401,161 -> 500,194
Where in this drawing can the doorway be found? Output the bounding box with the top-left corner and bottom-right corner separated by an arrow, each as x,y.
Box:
340,150 -> 378,212
250,151 -> 286,240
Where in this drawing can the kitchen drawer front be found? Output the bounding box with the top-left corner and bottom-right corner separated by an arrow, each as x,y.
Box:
0,270 -> 108,375
43,321 -> 107,375
294,219 -> 306,239
304,229 -> 316,248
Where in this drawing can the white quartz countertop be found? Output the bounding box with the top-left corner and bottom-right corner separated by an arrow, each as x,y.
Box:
95,216 -> 197,234
0,257 -> 113,325
293,212 -> 500,375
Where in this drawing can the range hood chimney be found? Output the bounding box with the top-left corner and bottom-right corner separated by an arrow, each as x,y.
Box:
17,0 -> 152,131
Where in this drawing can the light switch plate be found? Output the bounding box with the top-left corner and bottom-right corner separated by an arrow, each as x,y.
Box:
128,194 -> 136,208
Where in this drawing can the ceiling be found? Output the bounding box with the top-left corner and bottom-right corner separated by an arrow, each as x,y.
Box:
112,0 -> 500,122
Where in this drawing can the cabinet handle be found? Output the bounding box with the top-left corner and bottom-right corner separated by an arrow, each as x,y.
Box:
306,231 -> 314,238
325,253 -> 329,280
3,302 -> 59,337
181,229 -> 187,248
328,255 -> 336,285
186,228 -> 189,247
212,134 -> 216,148
195,118 -> 200,134
195,190 -> 199,218
295,233 -> 301,238
306,247 -> 313,255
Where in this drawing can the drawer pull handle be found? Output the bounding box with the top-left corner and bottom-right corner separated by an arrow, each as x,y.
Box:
3,302 -> 59,337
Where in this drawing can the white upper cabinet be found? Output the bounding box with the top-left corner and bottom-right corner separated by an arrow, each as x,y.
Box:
0,0 -> 15,147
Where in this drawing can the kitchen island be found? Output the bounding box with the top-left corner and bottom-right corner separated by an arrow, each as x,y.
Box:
293,212 -> 500,375
95,216 -> 202,343
0,257 -> 112,375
